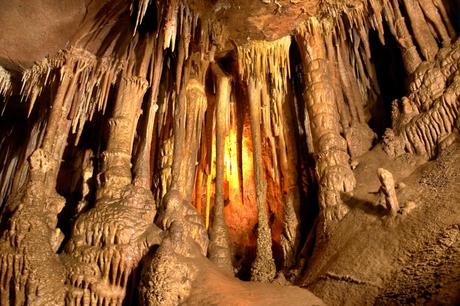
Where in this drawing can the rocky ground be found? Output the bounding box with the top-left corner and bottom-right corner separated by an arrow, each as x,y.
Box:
301,143 -> 460,305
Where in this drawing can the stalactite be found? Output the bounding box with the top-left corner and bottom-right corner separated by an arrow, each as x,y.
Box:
132,0 -> 152,33
335,35 -> 366,124
401,0 -> 439,60
324,31 -> 351,131
385,0 -> 422,73
70,55 -> 123,144
0,66 -> 12,98
164,0 -> 179,52
417,0 -> 451,45
434,0 -> 456,39
20,52 -> 65,115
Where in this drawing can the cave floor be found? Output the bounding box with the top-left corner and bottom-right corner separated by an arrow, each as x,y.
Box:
301,143 -> 460,305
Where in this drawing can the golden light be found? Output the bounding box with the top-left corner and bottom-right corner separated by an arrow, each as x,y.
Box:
203,124 -> 257,225
192,101 -> 259,257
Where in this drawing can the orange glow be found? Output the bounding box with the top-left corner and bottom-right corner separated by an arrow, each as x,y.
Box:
204,126 -> 256,227
224,128 -> 244,205
190,101 -> 260,265
222,123 -> 258,252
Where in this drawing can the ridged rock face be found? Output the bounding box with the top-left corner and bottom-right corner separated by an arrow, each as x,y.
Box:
0,0 -> 459,305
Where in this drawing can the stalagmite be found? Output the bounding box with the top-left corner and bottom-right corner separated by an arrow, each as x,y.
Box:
208,63 -> 233,273
0,149 -> 67,305
377,168 -> 400,215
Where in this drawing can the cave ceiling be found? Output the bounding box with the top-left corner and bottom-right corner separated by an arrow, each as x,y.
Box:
0,0 -> 367,70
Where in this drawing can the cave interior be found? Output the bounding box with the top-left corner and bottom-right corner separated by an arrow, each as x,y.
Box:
0,0 -> 459,305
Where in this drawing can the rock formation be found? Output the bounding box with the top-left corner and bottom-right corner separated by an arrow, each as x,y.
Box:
0,0 -> 459,305
377,168 -> 400,215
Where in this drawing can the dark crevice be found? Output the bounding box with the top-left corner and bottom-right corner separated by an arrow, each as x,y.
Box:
444,0 -> 460,33
368,24 -> 407,136
288,38 -> 320,272
136,1 -> 158,34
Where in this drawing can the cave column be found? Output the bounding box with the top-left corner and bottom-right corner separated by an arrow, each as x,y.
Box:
133,33 -> 165,189
169,67 -> 208,201
100,39 -> 152,192
297,19 -> 356,223
101,73 -> 149,190
208,63 -> 233,273
275,84 -> 301,269
0,50 -> 95,306
40,55 -> 92,189
62,38 -> 159,306
248,78 -> 276,282
164,53 -> 210,256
